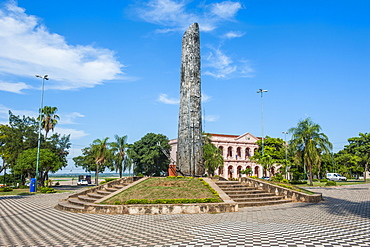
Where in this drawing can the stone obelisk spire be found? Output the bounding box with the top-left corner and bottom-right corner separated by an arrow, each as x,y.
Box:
177,23 -> 204,176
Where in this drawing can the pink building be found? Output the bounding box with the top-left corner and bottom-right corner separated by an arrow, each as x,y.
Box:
169,132 -> 277,180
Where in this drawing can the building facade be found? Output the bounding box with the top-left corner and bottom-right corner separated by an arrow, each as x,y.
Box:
169,132 -> 277,180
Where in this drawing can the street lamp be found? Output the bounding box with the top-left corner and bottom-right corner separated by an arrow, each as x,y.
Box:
282,131 -> 288,179
35,74 -> 49,189
257,89 -> 268,156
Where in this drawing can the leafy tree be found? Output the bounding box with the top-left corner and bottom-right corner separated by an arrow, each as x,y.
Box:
251,136 -> 286,176
129,133 -> 170,176
14,148 -> 64,185
38,106 -> 60,139
334,151 -> 362,178
288,118 -> 332,186
110,135 -> 128,178
73,137 -> 114,185
340,133 -> 370,181
203,133 -> 223,175
0,112 -> 38,174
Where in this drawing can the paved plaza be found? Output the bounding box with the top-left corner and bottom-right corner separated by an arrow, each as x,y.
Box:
1,183 -> 370,247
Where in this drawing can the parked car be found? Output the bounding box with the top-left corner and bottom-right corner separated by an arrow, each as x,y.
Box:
262,176 -> 270,180
77,179 -> 88,185
326,173 -> 347,181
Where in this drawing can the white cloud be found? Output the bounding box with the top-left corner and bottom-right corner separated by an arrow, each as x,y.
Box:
204,46 -> 254,79
59,112 -> 85,125
158,93 -> 179,104
135,0 -> 242,32
55,127 -> 89,140
204,115 -> 219,122
223,31 -> 245,39
0,1 -> 124,91
0,81 -> 32,93
202,93 -> 211,102
210,1 -> 242,19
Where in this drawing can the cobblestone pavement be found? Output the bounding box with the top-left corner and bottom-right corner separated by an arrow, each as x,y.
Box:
1,183 -> 370,247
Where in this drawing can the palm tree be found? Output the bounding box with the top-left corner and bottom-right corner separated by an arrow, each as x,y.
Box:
288,118 -> 332,186
110,135 -> 128,178
39,106 -> 59,139
92,137 -> 110,185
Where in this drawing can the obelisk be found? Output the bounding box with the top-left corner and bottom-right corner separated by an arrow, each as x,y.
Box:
177,23 -> 204,176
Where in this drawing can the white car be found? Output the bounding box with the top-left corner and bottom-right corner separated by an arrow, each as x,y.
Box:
326,173 -> 347,181
77,179 -> 88,185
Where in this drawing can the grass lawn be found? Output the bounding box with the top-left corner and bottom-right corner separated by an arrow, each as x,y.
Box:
104,177 -> 219,204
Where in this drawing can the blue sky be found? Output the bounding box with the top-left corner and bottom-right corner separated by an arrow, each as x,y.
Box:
1,0 -> 369,173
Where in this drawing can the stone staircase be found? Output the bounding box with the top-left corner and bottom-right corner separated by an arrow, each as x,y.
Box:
56,177 -> 143,213
216,181 -> 292,207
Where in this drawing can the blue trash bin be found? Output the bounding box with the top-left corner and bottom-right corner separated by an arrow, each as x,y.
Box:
30,178 -> 36,192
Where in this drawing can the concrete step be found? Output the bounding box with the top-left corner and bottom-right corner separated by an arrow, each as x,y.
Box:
228,193 -> 275,198
56,200 -> 86,213
232,196 -> 285,202
78,195 -> 98,203
220,187 -> 258,191
87,193 -> 105,199
222,190 -> 264,195
105,187 -> 118,192
96,190 -> 111,195
68,198 -> 88,207
238,199 -> 292,207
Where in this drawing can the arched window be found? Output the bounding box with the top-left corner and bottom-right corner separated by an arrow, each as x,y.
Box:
228,165 -> 234,179
236,147 -> 241,159
218,146 -> 224,156
245,148 -> 250,158
237,165 -> 242,177
227,147 -> 233,158
254,166 -> 259,178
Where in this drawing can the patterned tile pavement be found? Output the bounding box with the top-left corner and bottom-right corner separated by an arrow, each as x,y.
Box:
0,183 -> 369,246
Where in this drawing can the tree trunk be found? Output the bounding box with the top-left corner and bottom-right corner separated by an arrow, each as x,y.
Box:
365,162 -> 368,183
95,162 -> 99,185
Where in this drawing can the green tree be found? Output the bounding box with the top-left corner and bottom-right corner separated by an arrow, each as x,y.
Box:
203,133 -> 223,175
288,118 -> 332,186
251,136 -> 286,176
38,106 -> 60,139
341,133 -> 370,182
73,137 -> 113,185
14,148 -> 64,185
110,135 -> 128,178
129,133 -> 170,176
0,111 -> 38,174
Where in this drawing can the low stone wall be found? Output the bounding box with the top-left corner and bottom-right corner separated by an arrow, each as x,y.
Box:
84,202 -> 238,215
240,177 -> 322,203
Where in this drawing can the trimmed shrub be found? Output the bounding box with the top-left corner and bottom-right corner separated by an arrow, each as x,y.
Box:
114,201 -> 122,205
0,187 -> 13,192
39,187 -> 56,193
326,181 -> 337,186
320,179 -> 328,183
125,198 -> 220,204
290,180 -> 308,185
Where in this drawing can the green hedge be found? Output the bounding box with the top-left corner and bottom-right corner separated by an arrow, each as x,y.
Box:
326,181 -> 337,186
0,187 -> 13,192
125,198 -> 220,204
39,187 -> 56,193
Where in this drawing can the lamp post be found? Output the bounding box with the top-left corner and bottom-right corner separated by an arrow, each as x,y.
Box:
282,131 -> 288,179
35,74 -> 49,189
257,89 -> 268,156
